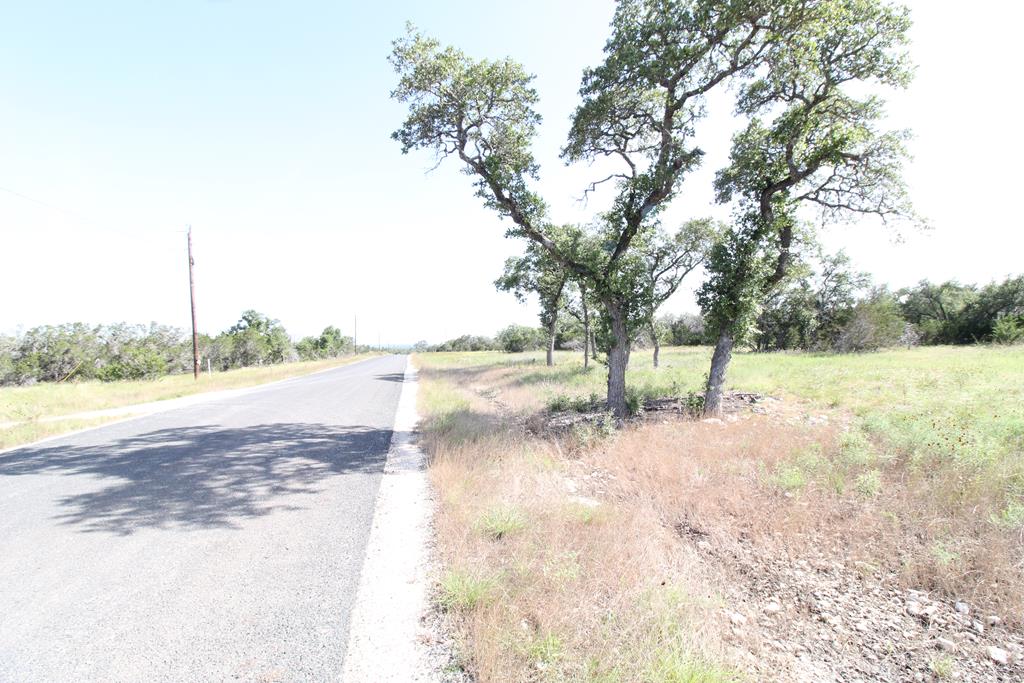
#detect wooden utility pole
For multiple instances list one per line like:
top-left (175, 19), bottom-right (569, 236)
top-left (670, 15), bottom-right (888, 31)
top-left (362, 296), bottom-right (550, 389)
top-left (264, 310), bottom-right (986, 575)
top-left (187, 226), bottom-right (200, 380)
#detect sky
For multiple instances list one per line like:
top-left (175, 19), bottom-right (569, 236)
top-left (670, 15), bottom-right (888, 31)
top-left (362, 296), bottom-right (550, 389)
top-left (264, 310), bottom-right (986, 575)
top-left (2, 0), bottom-right (1022, 346)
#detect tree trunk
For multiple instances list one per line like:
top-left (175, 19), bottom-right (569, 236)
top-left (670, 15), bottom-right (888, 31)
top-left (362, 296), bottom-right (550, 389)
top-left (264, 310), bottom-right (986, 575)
top-left (546, 318), bottom-right (557, 367)
top-left (605, 300), bottom-right (630, 418)
top-left (650, 320), bottom-right (660, 368)
top-left (581, 288), bottom-right (590, 370)
top-left (589, 330), bottom-right (597, 360)
top-left (543, 277), bottom-right (566, 368)
top-left (703, 325), bottom-right (735, 417)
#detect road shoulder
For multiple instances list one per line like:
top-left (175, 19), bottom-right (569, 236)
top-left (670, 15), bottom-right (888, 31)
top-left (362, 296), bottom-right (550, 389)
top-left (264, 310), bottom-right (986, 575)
top-left (342, 357), bottom-right (441, 682)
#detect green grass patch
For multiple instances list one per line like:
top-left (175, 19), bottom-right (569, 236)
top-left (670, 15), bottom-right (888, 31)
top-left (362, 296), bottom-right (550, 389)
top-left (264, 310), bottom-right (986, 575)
top-left (838, 428), bottom-right (877, 467)
top-left (772, 462), bottom-right (808, 493)
top-left (992, 500), bottom-right (1024, 529)
top-left (524, 631), bottom-right (564, 667)
top-left (930, 655), bottom-right (955, 680)
top-left (854, 469), bottom-right (883, 498)
top-left (439, 570), bottom-right (497, 612)
top-left (476, 504), bottom-right (526, 540)
top-left (0, 416), bottom-right (124, 450)
top-left (566, 500), bottom-right (605, 525)
top-left (645, 649), bottom-right (739, 683)
top-left (930, 541), bottom-right (960, 567)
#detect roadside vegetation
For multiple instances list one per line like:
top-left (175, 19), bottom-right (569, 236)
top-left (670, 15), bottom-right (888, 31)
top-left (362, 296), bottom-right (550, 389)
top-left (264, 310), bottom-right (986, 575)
top-left (0, 306), bottom-right (388, 448)
top-left (0, 309), bottom-right (369, 387)
top-left (416, 345), bottom-right (1024, 681)
top-left (0, 353), bottom-right (377, 449)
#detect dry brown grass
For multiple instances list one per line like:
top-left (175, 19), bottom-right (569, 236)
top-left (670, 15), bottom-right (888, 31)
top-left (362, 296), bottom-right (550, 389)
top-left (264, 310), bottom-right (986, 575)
top-left (419, 367), bottom-right (803, 680)
top-left (610, 418), bottom-right (1024, 618)
top-left (417, 351), bottom-right (1024, 681)
top-left (868, 459), bottom-right (1024, 616)
top-left (429, 425), bottom-right (735, 682)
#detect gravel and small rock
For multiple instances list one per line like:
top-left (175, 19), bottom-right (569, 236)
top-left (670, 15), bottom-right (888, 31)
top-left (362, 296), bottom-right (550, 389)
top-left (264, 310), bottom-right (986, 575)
top-left (695, 533), bottom-right (1024, 682)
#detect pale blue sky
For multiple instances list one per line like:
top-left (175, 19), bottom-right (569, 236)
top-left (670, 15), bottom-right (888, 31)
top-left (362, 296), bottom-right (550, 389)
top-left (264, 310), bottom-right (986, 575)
top-left (2, 1), bottom-right (1022, 344)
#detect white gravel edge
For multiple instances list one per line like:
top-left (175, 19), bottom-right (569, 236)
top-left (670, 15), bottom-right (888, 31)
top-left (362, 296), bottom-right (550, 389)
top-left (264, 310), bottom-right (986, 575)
top-left (342, 356), bottom-right (439, 682)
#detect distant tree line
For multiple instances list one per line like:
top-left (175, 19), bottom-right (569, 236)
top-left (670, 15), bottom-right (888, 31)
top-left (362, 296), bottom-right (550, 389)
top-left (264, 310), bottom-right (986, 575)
top-left (417, 269), bottom-right (1023, 358)
top-left (0, 310), bottom-right (361, 386)
top-left (658, 269), bottom-right (1022, 351)
top-left (752, 263), bottom-right (1023, 352)
top-left (0, 323), bottom-right (194, 385)
top-left (898, 276), bottom-right (1024, 345)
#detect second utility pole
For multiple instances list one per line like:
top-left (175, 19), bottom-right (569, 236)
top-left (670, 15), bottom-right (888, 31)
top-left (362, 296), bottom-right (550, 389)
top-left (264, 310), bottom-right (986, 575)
top-left (188, 226), bottom-right (200, 380)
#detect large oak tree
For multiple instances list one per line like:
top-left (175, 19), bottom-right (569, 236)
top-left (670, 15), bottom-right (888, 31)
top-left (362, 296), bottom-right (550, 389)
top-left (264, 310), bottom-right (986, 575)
top-left (699, 0), bottom-right (919, 415)
top-left (390, 0), bottom-right (805, 417)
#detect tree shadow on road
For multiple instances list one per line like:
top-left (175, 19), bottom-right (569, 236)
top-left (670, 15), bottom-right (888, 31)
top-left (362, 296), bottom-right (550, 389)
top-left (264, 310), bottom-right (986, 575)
top-left (373, 373), bottom-right (407, 383)
top-left (0, 423), bottom-right (391, 535)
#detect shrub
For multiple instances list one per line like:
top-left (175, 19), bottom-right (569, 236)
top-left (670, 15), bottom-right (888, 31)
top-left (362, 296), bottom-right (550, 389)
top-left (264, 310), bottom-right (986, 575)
top-left (660, 313), bottom-right (709, 345)
top-left (834, 292), bottom-right (907, 352)
top-left (681, 392), bottom-right (705, 416)
top-left (547, 392), bottom-right (602, 413)
top-left (296, 326), bottom-right (353, 361)
top-left (496, 324), bottom-right (542, 353)
top-left (97, 346), bottom-right (168, 381)
top-left (625, 386), bottom-right (645, 417)
top-left (992, 316), bottom-right (1024, 345)
top-left (898, 275), bottom-right (1023, 344)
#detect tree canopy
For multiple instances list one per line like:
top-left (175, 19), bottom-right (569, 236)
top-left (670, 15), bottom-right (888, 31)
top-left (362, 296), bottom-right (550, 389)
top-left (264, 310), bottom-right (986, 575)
top-left (390, 0), bottom-right (817, 416)
top-left (698, 0), bottom-right (919, 414)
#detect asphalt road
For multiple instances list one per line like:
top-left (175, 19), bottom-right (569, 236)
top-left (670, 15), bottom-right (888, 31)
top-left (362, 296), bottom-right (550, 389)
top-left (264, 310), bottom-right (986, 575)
top-left (0, 354), bottom-right (409, 682)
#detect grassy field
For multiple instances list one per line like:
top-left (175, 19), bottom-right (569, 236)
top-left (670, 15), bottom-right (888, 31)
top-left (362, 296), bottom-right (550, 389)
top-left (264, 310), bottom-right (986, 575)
top-left (415, 345), bottom-right (1024, 681)
top-left (422, 345), bottom-right (1024, 520)
top-left (0, 354), bottom-right (379, 449)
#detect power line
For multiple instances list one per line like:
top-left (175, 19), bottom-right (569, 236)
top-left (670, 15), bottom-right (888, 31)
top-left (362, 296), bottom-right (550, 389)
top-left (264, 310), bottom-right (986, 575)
top-left (0, 184), bottom-right (183, 239)
top-left (0, 185), bottom-right (93, 223)
top-left (0, 185), bottom-right (54, 207)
